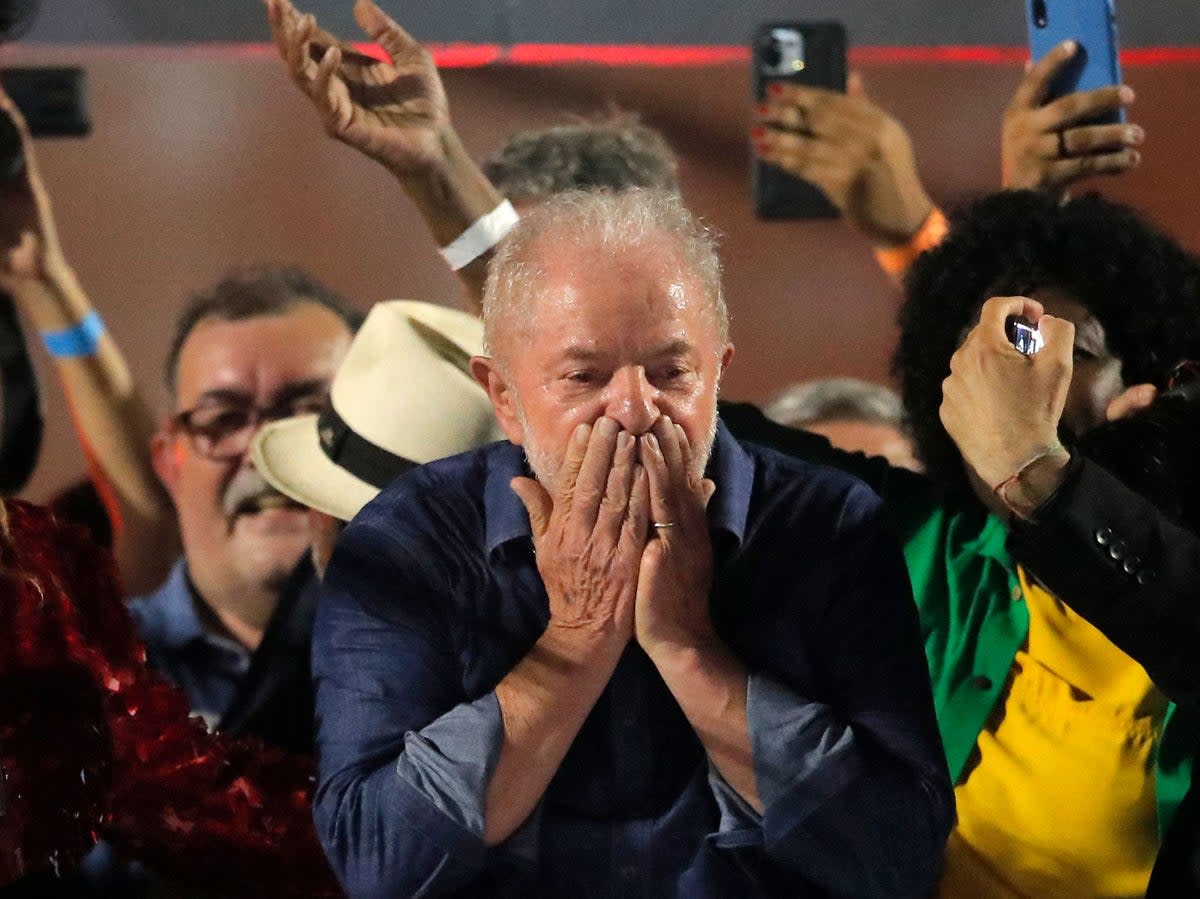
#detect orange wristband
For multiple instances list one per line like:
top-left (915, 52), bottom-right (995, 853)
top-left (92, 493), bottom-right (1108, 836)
top-left (873, 207), bottom-right (949, 278)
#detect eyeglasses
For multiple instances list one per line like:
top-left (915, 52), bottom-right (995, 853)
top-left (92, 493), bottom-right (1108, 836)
top-left (170, 393), bottom-right (328, 462)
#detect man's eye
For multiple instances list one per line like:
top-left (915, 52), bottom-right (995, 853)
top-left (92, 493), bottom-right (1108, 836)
top-left (653, 366), bottom-right (688, 383)
top-left (565, 371), bottom-right (597, 384)
top-left (195, 410), bottom-right (249, 433)
top-left (289, 397), bottom-right (329, 416)
top-left (1073, 346), bottom-right (1099, 362)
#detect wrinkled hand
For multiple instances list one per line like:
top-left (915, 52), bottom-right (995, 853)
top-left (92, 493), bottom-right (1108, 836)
top-left (1002, 40), bottom-right (1141, 192)
top-left (0, 83), bottom-right (66, 292)
top-left (266, 0), bottom-right (452, 176)
top-left (753, 74), bottom-right (934, 247)
top-left (940, 296), bottom-right (1074, 490)
top-left (635, 416), bottom-right (718, 656)
top-left (511, 418), bottom-right (650, 655)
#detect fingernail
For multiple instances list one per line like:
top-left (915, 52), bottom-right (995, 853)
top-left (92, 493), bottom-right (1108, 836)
top-left (573, 422), bottom-right (589, 441)
top-left (597, 417), bottom-right (618, 436)
top-left (754, 103), bottom-right (769, 116)
top-left (617, 432), bottom-right (633, 452)
top-left (1126, 125), bottom-right (1144, 145)
top-left (1062, 40), bottom-right (1077, 53)
top-left (750, 126), bottom-right (766, 139)
top-left (1119, 85), bottom-right (1135, 103)
top-left (645, 433), bottom-right (660, 454)
top-left (767, 83), bottom-right (784, 97)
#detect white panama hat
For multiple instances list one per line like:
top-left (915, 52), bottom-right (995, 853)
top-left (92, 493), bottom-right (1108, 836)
top-left (251, 300), bottom-right (503, 521)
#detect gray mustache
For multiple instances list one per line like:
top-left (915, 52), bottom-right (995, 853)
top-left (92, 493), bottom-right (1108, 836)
top-left (222, 468), bottom-right (295, 519)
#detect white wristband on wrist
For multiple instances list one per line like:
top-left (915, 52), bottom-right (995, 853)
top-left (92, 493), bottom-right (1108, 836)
top-left (439, 200), bottom-right (520, 271)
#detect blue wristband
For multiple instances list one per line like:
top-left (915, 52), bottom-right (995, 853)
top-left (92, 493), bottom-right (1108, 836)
top-left (41, 310), bottom-right (106, 358)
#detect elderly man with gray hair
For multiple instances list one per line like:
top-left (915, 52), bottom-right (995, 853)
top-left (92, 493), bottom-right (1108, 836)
top-left (765, 378), bottom-right (922, 471)
top-left (312, 189), bottom-right (952, 898)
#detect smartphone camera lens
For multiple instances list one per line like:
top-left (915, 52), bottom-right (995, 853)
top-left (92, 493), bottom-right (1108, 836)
top-left (759, 28), bottom-right (804, 77)
top-left (1032, 0), bottom-right (1048, 28)
top-left (758, 35), bottom-right (782, 70)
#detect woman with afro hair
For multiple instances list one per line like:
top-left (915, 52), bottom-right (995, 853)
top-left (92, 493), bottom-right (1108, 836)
top-left (721, 188), bottom-right (1200, 899)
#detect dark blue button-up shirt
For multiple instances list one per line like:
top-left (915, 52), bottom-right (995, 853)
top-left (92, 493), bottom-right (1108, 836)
top-left (314, 423), bottom-right (953, 898)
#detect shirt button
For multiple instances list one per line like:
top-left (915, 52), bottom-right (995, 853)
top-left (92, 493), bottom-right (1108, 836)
top-left (1095, 528), bottom-right (1113, 546)
top-left (1123, 557), bottom-right (1140, 575)
top-left (970, 675), bottom-right (993, 691)
top-left (1137, 569), bottom-right (1157, 585)
top-left (1109, 540), bottom-right (1127, 562)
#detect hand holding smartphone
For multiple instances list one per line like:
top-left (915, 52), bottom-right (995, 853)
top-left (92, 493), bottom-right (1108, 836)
top-left (751, 22), bottom-right (847, 219)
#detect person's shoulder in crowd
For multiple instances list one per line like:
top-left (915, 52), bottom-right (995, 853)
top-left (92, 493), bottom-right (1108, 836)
top-left (718, 401), bottom-right (886, 509)
top-left (348, 440), bottom-right (503, 535)
top-left (323, 442), bottom-right (511, 600)
top-left (125, 558), bottom-right (190, 646)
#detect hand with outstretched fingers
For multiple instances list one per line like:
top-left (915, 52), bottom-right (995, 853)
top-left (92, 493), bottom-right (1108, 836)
top-left (266, 0), bottom-right (452, 176)
top-left (1002, 40), bottom-right (1141, 191)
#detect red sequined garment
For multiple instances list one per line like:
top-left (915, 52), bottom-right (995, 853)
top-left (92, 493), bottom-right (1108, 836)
top-left (0, 500), bottom-right (341, 896)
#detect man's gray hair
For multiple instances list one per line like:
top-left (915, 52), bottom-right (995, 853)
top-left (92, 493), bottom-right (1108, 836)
top-left (483, 189), bottom-right (727, 358)
top-left (764, 378), bottom-right (905, 429)
top-left (483, 113), bottom-right (680, 201)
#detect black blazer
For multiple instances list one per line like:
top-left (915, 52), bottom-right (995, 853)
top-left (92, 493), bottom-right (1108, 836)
top-left (1007, 456), bottom-right (1200, 897)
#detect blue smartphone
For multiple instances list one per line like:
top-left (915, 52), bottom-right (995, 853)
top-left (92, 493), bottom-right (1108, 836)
top-left (1026, 0), bottom-right (1123, 124)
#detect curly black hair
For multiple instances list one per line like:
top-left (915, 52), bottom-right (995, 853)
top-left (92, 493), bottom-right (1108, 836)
top-left (895, 190), bottom-right (1200, 496)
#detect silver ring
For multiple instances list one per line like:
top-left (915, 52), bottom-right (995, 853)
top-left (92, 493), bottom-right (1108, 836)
top-left (651, 521), bottom-right (676, 530)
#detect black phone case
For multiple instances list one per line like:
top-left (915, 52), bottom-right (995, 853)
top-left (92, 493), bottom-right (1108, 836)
top-left (752, 22), bottom-right (848, 220)
top-left (0, 67), bottom-right (90, 137)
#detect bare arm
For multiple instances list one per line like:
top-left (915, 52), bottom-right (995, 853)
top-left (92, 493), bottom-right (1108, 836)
top-left (0, 86), bottom-right (177, 594)
top-left (267, 0), bottom-right (501, 312)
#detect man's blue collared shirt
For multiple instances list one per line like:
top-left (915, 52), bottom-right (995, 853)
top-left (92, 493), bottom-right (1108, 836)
top-left (128, 559), bottom-right (251, 727)
top-left (314, 423), bottom-right (953, 898)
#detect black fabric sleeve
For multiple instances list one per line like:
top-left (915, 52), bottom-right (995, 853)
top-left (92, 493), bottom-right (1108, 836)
top-left (1007, 457), bottom-right (1200, 706)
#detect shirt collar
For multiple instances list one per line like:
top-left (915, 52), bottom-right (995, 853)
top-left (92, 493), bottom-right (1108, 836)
top-left (146, 558), bottom-right (211, 650)
top-left (147, 558), bottom-right (251, 659)
top-left (483, 419), bottom-right (754, 557)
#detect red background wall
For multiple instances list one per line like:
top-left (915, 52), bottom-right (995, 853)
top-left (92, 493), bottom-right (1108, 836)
top-left (10, 45), bottom-right (1200, 501)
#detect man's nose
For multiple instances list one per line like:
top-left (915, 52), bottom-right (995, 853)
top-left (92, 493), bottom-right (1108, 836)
top-left (606, 366), bottom-right (659, 435)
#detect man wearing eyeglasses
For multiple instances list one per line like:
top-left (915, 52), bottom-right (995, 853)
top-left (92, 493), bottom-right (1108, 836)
top-left (129, 266), bottom-right (357, 732)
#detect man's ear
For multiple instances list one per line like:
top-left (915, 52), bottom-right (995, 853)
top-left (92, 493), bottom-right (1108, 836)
top-left (150, 428), bottom-right (183, 497)
top-left (470, 355), bottom-right (525, 446)
top-left (719, 343), bottom-right (735, 376)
